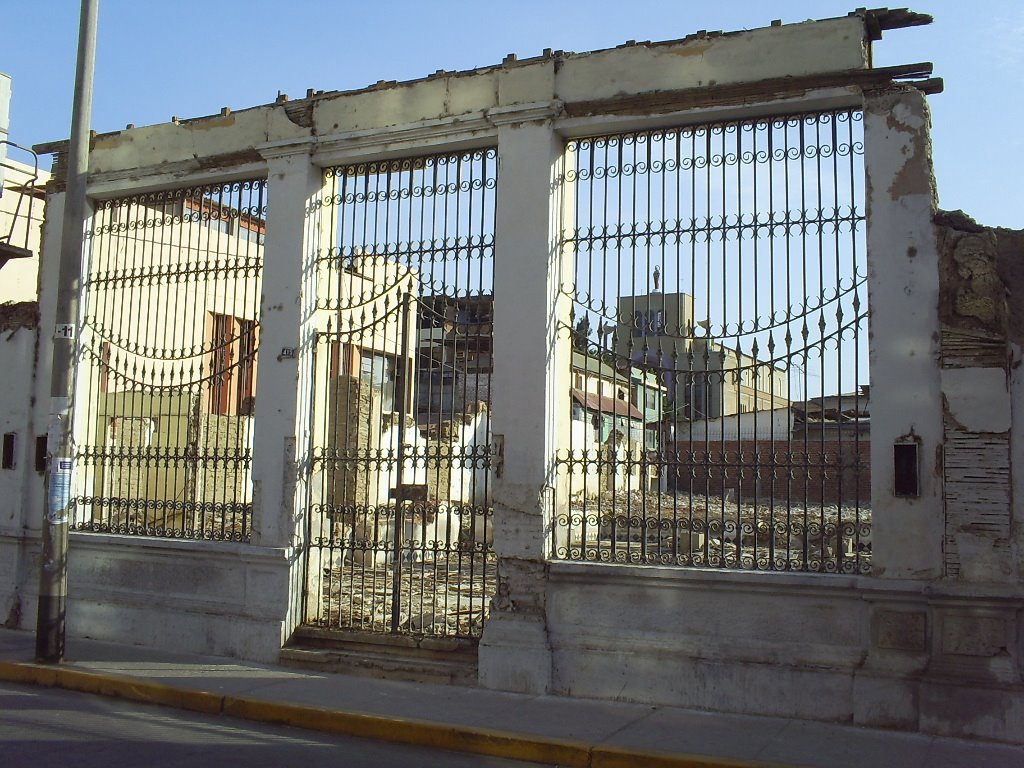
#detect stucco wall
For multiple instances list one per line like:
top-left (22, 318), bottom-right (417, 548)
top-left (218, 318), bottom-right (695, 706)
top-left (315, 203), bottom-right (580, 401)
top-left (0, 306), bottom-right (38, 627)
top-left (543, 564), bottom-right (1024, 742)
top-left (65, 533), bottom-right (292, 661)
top-left (0, 159), bottom-right (48, 303)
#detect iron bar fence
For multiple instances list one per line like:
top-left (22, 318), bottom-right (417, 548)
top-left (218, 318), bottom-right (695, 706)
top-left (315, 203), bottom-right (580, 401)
top-left (302, 148), bottom-right (498, 637)
top-left (554, 108), bottom-right (870, 574)
top-left (73, 179), bottom-right (266, 541)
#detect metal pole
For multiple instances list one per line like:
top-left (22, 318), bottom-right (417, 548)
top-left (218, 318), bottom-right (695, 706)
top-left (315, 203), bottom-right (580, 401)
top-left (389, 290), bottom-right (410, 633)
top-left (35, 0), bottom-right (99, 663)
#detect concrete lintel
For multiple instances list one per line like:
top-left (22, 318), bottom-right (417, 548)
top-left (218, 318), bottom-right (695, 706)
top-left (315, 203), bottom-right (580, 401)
top-left (256, 135), bottom-right (316, 160)
top-left (554, 16), bottom-right (867, 104)
top-left (485, 101), bottom-right (564, 126)
top-left (84, 161), bottom-right (268, 200)
top-left (312, 113), bottom-right (495, 168)
top-left (41, 16), bottom-right (870, 180)
top-left (560, 67), bottom-right (920, 123)
top-left (554, 86), bottom-right (863, 139)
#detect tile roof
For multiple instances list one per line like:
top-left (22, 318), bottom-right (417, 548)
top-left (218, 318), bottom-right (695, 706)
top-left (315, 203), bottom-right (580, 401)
top-left (571, 388), bottom-right (644, 421)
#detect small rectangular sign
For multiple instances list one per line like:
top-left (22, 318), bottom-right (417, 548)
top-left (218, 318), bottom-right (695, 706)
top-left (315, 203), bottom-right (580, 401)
top-left (54, 324), bottom-right (75, 340)
top-left (47, 456), bottom-right (73, 524)
top-left (390, 484), bottom-right (428, 502)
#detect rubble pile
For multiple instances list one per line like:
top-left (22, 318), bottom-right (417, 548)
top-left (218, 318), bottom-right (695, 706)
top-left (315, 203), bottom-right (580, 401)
top-left (566, 490), bottom-right (872, 571)
top-left (323, 556), bottom-right (496, 636)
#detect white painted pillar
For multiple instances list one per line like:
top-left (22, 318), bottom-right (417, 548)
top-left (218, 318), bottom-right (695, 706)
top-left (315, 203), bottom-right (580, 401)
top-left (249, 149), bottom-right (320, 551)
top-left (12, 188), bottom-right (65, 631)
top-left (248, 147), bottom-right (325, 641)
top-left (479, 114), bottom-right (572, 694)
top-left (863, 87), bottom-right (944, 580)
top-left (29, 191), bottom-right (66, 533)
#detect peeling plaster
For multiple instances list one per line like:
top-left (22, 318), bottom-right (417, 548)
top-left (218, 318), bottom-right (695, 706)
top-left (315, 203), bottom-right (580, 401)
top-left (886, 116), bottom-right (933, 200)
top-left (0, 301), bottom-right (38, 335)
top-left (668, 41), bottom-right (714, 59)
top-left (936, 209), bottom-right (1019, 347)
top-left (942, 369), bottom-right (1011, 433)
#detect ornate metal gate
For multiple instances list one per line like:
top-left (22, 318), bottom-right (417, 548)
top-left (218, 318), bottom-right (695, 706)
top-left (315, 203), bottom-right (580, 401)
top-left (302, 148), bottom-right (498, 637)
top-left (553, 109), bottom-right (871, 574)
top-left (74, 180), bottom-right (266, 541)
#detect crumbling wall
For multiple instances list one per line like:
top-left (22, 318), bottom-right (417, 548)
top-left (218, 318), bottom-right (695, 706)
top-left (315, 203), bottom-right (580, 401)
top-left (935, 210), bottom-right (1018, 582)
top-left (0, 301), bottom-right (39, 335)
top-left (325, 376), bottom-right (374, 507)
top-left (0, 301), bottom-right (38, 629)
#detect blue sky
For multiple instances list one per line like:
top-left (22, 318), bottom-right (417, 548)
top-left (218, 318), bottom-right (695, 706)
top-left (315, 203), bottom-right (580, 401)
top-left (3, 1), bottom-right (1020, 228)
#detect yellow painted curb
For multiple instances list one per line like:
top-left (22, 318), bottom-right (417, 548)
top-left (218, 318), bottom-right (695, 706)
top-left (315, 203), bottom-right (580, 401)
top-left (0, 660), bottom-right (799, 768)
top-left (222, 696), bottom-right (591, 767)
top-left (0, 660), bottom-right (225, 715)
top-left (592, 745), bottom-right (796, 768)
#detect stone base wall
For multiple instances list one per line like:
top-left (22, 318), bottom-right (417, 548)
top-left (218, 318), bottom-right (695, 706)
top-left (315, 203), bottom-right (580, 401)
top-left (0, 534), bottom-right (30, 629)
top-left (49, 533), bottom-right (294, 661)
top-left (534, 562), bottom-right (1024, 744)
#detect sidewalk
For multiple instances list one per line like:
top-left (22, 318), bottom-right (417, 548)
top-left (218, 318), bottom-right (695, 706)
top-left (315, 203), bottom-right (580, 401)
top-left (0, 628), bottom-right (1020, 768)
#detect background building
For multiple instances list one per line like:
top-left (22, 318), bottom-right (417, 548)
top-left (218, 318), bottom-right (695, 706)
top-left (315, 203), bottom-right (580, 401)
top-left (615, 288), bottom-right (789, 421)
top-left (0, 73), bottom-right (48, 303)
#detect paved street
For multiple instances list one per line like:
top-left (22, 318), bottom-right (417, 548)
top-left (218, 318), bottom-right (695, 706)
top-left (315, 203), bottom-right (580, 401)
top-left (0, 681), bottom-right (542, 768)
top-left (3, 628), bottom-right (1024, 768)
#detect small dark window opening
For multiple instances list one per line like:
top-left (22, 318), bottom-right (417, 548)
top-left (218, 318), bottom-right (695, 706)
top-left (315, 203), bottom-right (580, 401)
top-left (894, 442), bottom-right (919, 497)
top-left (35, 435), bottom-right (48, 473)
top-left (2, 433), bottom-right (15, 469)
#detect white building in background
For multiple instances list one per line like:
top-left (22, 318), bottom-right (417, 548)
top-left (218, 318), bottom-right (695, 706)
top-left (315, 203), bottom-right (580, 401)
top-left (0, 72), bottom-right (48, 303)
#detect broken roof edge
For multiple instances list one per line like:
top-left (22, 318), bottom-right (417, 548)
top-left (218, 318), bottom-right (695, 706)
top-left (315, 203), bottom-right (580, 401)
top-left (854, 7), bottom-right (933, 41)
top-left (33, 10), bottom-right (926, 156)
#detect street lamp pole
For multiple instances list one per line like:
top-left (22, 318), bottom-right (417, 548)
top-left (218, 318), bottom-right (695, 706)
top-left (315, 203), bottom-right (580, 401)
top-left (35, 0), bottom-right (100, 663)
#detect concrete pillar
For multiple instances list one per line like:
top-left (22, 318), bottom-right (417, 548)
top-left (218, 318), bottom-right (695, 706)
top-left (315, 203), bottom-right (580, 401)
top-left (863, 86), bottom-right (944, 580)
top-left (249, 150), bottom-right (321, 550)
top-left (857, 92), bottom-right (1024, 736)
top-left (479, 117), bottom-right (572, 694)
top-left (1013, 342), bottom-right (1024, 582)
top-left (248, 148), bottom-right (324, 640)
top-left (29, 190), bottom-right (65, 535)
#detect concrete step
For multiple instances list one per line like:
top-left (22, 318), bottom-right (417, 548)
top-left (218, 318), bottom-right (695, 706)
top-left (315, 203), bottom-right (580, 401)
top-left (280, 627), bottom-right (478, 686)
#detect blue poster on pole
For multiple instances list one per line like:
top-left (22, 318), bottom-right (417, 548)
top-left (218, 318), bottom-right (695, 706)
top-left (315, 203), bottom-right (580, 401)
top-left (47, 457), bottom-right (73, 524)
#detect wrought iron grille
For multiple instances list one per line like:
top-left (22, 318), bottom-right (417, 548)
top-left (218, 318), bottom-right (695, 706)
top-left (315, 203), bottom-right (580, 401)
top-left (554, 109), bottom-right (870, 573)
top-left (74, 179), bottom-right (266, 541)
top-left (303, 148), bottom-right (497, 637)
